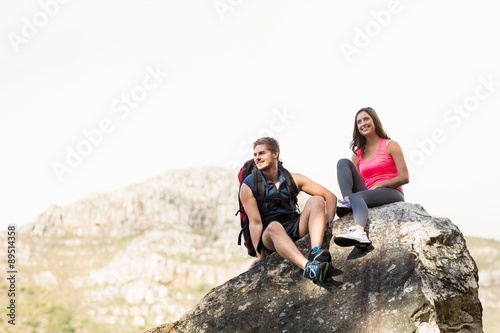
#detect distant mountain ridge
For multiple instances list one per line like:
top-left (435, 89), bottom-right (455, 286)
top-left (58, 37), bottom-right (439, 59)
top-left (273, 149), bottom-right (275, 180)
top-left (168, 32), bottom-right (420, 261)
top-left (25, 166), bottom-right (237, 238)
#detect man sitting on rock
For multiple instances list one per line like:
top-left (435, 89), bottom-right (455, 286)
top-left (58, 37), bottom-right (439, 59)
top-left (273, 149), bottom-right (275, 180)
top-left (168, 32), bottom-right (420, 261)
top-left (239, 137), bottom-right (337, 282)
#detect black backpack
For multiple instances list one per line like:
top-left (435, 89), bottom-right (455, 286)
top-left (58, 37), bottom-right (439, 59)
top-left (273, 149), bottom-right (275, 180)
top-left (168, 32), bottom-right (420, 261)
top-left (236, 159), bottom-right (299, 257)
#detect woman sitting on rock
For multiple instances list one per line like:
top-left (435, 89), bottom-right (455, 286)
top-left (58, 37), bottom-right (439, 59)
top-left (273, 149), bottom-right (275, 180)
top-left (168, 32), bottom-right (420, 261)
top-left (334, 107), bottom-right (409, 248)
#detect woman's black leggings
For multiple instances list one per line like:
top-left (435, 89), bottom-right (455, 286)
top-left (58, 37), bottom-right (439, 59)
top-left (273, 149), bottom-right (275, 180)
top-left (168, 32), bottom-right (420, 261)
top-left (337, 158), bottom-right (404, 228)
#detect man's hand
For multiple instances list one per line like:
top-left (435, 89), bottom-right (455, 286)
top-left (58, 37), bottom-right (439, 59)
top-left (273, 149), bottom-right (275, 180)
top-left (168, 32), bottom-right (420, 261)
top-left (249, 257), bottom-right (263, 269)
top-left (248, 250), bottom-right (268, 269)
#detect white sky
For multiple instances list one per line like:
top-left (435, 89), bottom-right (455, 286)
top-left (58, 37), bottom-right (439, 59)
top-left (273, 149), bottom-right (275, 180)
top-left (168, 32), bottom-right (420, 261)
top-left (1, 0), bottom-right (499, 241)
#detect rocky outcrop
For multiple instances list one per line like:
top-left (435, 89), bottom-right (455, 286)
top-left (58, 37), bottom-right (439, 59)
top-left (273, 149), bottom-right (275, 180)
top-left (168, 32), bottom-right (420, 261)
top-left (145, 202), bottom-right (483, 333)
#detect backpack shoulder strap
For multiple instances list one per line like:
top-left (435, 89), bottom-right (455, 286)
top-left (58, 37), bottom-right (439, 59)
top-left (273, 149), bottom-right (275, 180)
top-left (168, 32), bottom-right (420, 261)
top-left (278, 161), bottom-right (299, 197)
top-left (247, 160), bottom-right (298, 207)
top-left (251, 165), bottom-right (265, 207)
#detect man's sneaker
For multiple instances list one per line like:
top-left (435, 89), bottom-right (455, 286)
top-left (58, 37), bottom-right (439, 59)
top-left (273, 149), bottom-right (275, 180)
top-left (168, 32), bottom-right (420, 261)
top-left (308, 246), bottom-right (331, 263)
top-left (336, 199), bottom-right (352, 218)
top-left (303, 260), bottom-right (329, 282)
top-left (334, 226), bottom-right (372, 248)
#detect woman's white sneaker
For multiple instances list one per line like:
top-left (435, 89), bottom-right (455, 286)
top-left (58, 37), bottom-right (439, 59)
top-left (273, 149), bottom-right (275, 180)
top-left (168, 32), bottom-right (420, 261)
top-left (334, 226), bottom-right (372, 248)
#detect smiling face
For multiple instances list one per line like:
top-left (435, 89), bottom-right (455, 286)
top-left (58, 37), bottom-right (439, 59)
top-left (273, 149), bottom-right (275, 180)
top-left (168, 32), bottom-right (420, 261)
top-left (253, 144), bottom-right (278, 172)
top-left (356, 111), bottom-right (375, 137)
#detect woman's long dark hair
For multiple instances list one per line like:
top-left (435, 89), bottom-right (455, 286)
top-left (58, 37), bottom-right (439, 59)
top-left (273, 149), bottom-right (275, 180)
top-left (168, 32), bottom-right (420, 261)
top-left (349, 107), bottom-right (390, 154)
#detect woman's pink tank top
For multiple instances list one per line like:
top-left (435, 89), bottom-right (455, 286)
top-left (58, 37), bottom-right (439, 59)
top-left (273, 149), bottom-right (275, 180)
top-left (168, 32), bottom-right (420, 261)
top-left (357, 138), bottom-right (403, 192)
